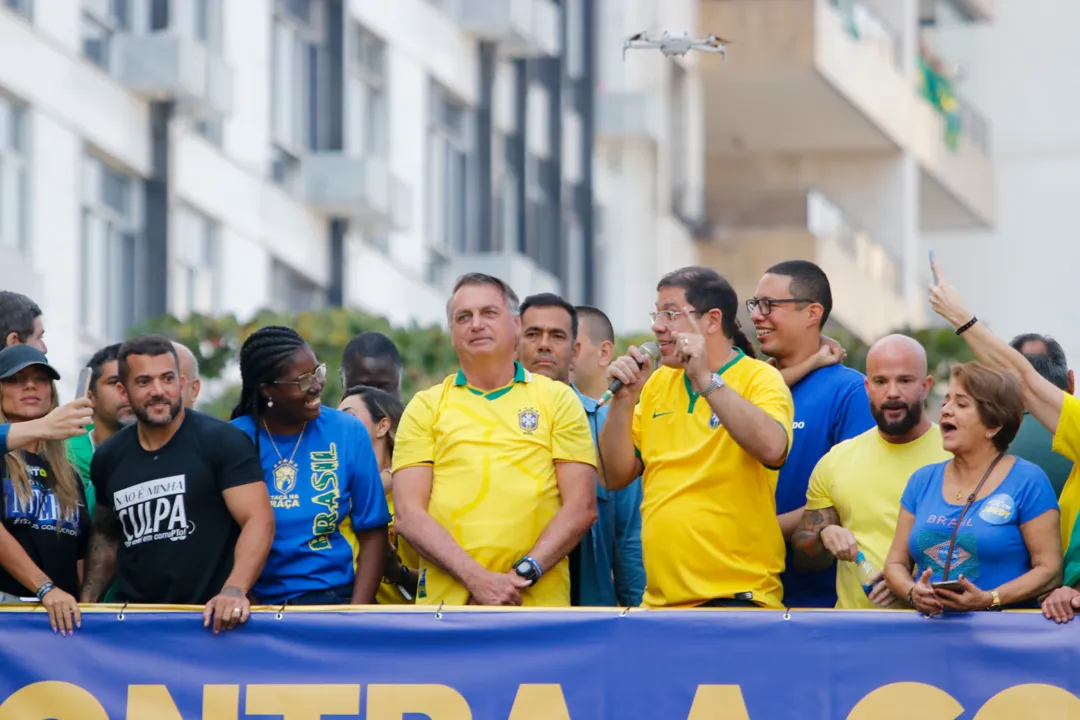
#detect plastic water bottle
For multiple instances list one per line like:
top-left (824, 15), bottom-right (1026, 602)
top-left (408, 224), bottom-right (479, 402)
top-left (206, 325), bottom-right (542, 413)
top-left (855, 551), bottom-right (878, 597)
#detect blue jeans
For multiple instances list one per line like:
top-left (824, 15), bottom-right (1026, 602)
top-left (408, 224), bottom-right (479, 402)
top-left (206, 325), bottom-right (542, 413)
top-left (283, 583), bottom-right (354, 606)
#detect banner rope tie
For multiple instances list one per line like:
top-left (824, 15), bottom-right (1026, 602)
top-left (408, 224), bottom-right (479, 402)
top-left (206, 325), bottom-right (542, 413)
top-left (434, 600), bottom-right (444, 621)
top-left (275, 603), bottom-right (286, 621)
top-left (117, 602), bottom-right (128, 622)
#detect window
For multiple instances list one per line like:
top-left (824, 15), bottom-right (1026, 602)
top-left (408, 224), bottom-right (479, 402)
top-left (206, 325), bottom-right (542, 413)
top-left (347, 24), bottom-right (388, 157)
top-left (0, 97), bottom-right (28, 255)
top-left (80, 155), bottom-right (143, 342)
top-left (82, 0), bottom-right (131, 71)
top-left (4, 0), bottom-right (32, 19)
top-left (270, 259), bottom-right (324, 312)
top-left (173, 205), bottom-right (219, 317)
top-left (426, 82), bottom-right (471, 260)
top-left (191, 0), bottom-right (225, 144)
top-left (270, 0), bottom-right (325, 188)
top-left (523, 154), bottom-right (556, 270)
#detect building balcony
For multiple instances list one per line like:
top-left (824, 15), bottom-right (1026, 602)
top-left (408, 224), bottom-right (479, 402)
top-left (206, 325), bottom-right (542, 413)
top-left (448, 250), bottom-right (560, 299)
top-left (301, 153), bottom-right (411, 232)
top-left (920, 0), bottom-right (995, 23)
top-left (595, 91), bottom-right (663, 142)
top-left (455, 0), bottom-right (560, 57)
top-left (699, 189), bottom-right (913, 342)
top-left (701, 0), bottom-right (995, 229)
top-left (115, 32), bottom-right (233, 119)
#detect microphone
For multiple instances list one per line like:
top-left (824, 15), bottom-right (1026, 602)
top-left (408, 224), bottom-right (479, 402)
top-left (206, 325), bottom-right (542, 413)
top-left (597, 342), bottom-right (659, 408)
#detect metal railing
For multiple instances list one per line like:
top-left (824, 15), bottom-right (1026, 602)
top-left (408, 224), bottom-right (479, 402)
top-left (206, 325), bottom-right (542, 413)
top-left (829, 0), bottom-right (903, 70)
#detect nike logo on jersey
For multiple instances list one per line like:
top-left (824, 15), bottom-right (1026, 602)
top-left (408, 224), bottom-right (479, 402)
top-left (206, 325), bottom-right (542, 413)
top-left (652, 411), bottom-right (673, 418)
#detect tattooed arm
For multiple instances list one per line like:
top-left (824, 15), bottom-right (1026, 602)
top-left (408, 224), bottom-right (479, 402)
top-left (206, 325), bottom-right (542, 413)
top-left (791, 506), bottom-right (853, 571)
top-left (80, 504), bottom-right (121, 603)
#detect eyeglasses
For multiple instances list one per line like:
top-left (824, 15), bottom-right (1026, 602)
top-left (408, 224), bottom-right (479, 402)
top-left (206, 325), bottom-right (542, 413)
top-left (745, 297), bottom-right (813, 317)
top-left (274, 363), bottom-right (327, 393)
top-left (648, 310), bottom-right (702, 326)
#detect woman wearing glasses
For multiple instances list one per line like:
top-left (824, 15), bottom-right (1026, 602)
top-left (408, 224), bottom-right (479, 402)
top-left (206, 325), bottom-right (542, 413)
top-left (339, 385), bottom-right (417, 603)
top-left (230, 326), bottom-right (390, 605)
top-left (883, 362), bottom-right (1061, 613)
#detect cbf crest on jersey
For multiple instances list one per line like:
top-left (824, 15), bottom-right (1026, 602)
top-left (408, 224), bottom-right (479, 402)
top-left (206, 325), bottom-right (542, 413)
top-left (709, 414), bottom-right (721, 430)
top-left (518, 407), bottom-right (540, 434)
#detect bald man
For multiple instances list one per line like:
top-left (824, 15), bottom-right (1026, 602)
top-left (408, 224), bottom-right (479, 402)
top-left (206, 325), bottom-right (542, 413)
top-left (172, 341), bottom-right (201, 409)
top-left (791, 335), bottom-right (953, 609)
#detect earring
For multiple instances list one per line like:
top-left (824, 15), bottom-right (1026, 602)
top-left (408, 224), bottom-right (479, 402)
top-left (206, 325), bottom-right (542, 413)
top-left (986, 432), bottom-right (993, 438)
top-left (267, 399), bottom-right (273, 408)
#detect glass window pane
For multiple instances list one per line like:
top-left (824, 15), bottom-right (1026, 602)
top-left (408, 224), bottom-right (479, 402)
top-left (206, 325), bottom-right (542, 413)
top-left (101, 164), bottom-right (128, 215)
top-left (306, 42), bottom-right (318, 150)
top-left (83, 15), bottom-right (111, 69)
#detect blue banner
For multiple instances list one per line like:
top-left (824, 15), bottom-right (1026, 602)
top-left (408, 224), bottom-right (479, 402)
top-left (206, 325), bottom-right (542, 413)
top-left (0, 607), bottom-right (1078, 719)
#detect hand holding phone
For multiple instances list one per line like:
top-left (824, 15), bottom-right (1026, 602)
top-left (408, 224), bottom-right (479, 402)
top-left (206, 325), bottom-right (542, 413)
top-left (929, 249), bottom-right (939, 286)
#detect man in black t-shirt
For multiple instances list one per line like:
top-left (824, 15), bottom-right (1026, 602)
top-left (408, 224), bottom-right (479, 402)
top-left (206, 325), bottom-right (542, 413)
top-left (81, 335), bottom-right (275, 633)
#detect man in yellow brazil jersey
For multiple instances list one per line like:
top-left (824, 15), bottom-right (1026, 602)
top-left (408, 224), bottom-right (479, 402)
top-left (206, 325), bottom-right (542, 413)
top-left (391, 273), bottom-right (598, 606)
top-left (598, 266), bottom-right (795, 609)
top-left (792, 335), bottom-right (951, 609)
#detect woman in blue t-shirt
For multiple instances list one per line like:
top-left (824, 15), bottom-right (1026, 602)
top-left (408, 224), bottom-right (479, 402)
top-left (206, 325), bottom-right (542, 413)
top-left (884, 362), bottom-right (1062, 613)
top-left (230, 326), bottom-right (391, 606)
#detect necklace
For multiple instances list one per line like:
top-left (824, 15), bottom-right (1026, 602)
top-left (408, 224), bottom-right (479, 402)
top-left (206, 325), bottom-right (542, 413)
top-left (263, 420), bottom-right (307, 495)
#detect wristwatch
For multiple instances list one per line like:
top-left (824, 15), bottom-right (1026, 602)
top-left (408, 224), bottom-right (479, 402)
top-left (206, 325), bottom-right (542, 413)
top-left (699, 373), bottom-right (726, 398)
top-left (987, 589), bottom-right (1002, 611)
top-left (512, 556), bottom-right (543, 586)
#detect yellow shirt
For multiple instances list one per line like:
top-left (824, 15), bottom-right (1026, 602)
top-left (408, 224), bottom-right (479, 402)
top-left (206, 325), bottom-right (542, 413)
top-left (392, 362), bottom-right (597, 606)
top-left (1052, 393), bottom-right (1080, 548)
top-left (805, 425), bottom-right (951, 609)
top-left (632, 350), bottom-right (794, 609)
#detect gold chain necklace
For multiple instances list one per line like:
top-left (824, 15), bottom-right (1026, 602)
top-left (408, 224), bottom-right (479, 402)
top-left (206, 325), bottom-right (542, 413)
top-left (263, 420), bottom-right (307, 494)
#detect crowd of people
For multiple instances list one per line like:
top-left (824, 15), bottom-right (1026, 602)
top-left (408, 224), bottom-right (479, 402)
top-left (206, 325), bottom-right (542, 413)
top-left (1, 254), bottom-right (1079, 638)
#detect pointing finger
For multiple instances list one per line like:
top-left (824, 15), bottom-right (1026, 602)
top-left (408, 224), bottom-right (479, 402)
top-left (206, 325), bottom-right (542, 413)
top-left (682, 306), bottom-right (704, 335)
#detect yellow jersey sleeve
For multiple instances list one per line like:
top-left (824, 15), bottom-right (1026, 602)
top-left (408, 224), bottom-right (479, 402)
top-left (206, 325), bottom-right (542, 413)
top-left (804, 451), bottom-right (835, 511)
top-left (391, 387), bottom-right (438, 472)
top-left (748, 364), bottom-right (795, 466)
top-left (631, 398), bottom-right (643, 455)
top-left (1053, 392), bottom-right (1080, 462)
top-left (551, 384), bottom-right (598, 466)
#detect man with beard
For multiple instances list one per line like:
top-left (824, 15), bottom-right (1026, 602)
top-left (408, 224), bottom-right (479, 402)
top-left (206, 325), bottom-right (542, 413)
top-left (81, 335), bottom-right (274, 634)
top-left (791, 334), bottom-right (951, 609)
top-left (517, 293), bottom-right (644, 607)
top-left (748, 260), bottom-right (875, 608)
top-left (65, 343), bottom-right (136, 515)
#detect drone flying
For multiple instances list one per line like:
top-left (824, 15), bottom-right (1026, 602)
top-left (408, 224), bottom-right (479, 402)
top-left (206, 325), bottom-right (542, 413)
top-left (623, 30), bottom-right (729, 61)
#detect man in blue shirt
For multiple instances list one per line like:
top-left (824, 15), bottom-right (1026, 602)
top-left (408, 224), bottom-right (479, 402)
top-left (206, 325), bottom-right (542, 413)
top-left (748, 261), bottom-right (875, 607)
top-left (518, 294), bottom-right (645, 607)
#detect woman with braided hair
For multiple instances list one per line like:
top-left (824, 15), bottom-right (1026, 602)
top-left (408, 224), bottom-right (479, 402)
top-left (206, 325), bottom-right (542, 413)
top-left (230, 326), bottom-right (390, 605)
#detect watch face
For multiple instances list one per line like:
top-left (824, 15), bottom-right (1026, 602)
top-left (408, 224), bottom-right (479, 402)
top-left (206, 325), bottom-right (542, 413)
top-left (515, 560), bottom-right (532, 575)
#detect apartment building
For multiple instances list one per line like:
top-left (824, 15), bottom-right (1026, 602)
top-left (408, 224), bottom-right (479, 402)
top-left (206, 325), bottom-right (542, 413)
top-left (0, 0), bottom-right (707, 387)
top-left (924, 0), bottom-right (1080, 364)
top-left (698, 0), bottom-right (995, 343)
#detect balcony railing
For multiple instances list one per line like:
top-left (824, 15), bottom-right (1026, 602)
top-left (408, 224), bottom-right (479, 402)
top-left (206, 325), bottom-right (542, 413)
top-left (712, 188), bottom-right (903, 295)
top-left (828, 0), bottom-right (903, 70)
top-left (957, 96), bottom-right (991, 154)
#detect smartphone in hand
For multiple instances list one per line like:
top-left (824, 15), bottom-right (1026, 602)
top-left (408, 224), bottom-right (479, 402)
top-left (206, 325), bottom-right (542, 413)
top-left (929, 249), bottom-right (939, 285)
top-left (930, 579), bottom-right (962, 592)
top-left (76, 366), bottom-right (93, 399)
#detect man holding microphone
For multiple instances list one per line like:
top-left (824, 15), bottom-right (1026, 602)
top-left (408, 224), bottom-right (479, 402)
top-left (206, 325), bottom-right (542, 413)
top-left (599, 266), bottom-right (794, 608)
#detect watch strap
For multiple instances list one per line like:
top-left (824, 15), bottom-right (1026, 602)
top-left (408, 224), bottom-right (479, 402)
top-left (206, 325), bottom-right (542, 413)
top-left (700, 374), bottom-right (725, 398)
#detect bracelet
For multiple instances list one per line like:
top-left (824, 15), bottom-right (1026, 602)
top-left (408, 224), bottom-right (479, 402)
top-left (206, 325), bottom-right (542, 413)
top-left (35, 582), bottom-right (55, 601)
top-left (955, 317), bottom-right (977, 335)
top-left (906, 586), bottom-right (915, 606)
top-left (987, 589), bottom-right (1002, 611)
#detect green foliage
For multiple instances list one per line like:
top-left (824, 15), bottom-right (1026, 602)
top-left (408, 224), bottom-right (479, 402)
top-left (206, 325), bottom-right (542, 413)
top-left (824, 325), bottom-right (975, 381)
top-left (132, 308), bottom-right (459, 417)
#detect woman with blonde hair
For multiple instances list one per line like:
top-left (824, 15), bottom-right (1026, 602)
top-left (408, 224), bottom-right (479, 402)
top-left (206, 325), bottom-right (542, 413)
top-left (0, 346), bottom-right (90, 635)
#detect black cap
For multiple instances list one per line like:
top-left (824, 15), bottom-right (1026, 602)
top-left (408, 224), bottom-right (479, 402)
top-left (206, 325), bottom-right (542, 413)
top-left (0, 345), bottom-right (60, 381)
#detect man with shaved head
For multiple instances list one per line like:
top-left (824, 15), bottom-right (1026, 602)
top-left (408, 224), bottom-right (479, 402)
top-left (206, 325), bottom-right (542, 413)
top-left (172, 341), bottom-right (201, 409)
top-left (792, 334), bottom-right (952, 609)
